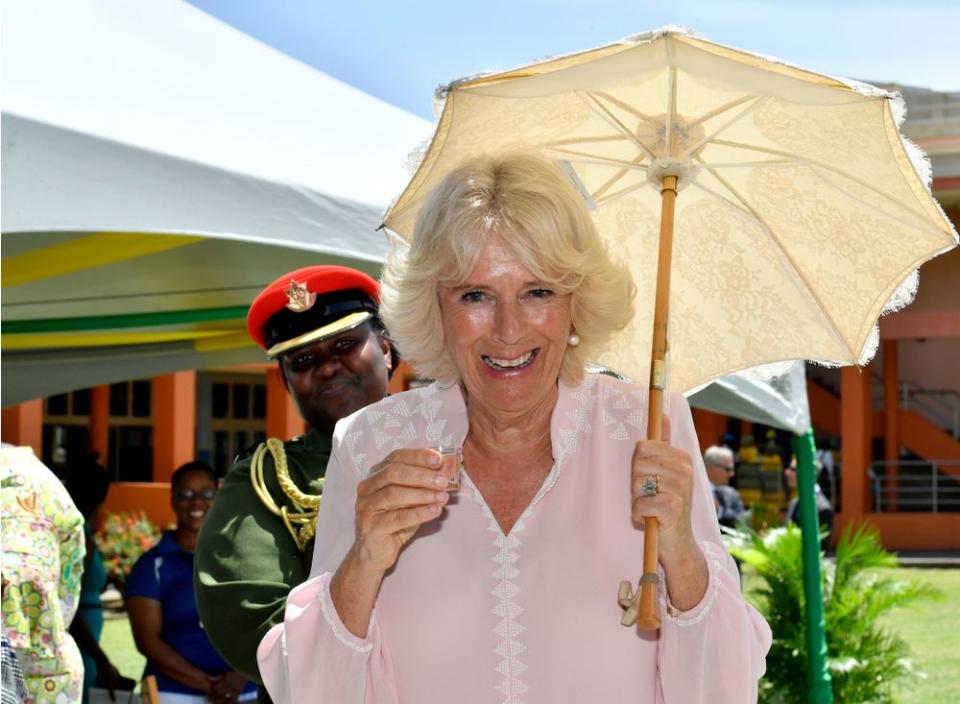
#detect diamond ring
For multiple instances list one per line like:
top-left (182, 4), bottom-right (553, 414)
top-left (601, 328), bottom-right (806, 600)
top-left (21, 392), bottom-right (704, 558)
top-left (640, 474), bottom-right (661, 497)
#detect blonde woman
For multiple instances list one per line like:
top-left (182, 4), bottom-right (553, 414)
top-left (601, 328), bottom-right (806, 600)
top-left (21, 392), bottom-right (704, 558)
top-left (259, 153), bottom-right (771, 703)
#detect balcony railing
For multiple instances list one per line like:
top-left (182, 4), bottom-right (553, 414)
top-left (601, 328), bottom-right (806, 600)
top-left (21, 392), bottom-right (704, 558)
top-left (869, 460), bottom-right (960, 513)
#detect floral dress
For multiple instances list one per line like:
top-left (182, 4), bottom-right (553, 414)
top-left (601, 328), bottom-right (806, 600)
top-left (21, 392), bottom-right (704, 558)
top-left (1, 445), bottom-right (86, 704)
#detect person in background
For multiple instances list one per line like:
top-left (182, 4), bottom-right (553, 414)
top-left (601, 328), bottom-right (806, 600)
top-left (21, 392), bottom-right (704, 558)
top-left (704, 445), bottom-right (747, 529)
top-left (65, 458), bottom-right (135, 704)
top-left (1, 444), bottom-right (85, 704)
top-left (127, 462), bottom-right (255, 704)
top-left (2, 629), bottom-right (29, 704)
top-left (815, 438), bottom-right (837, 502)
top-left (195, 265), bottom-right (395, 700)
top-left (785, 457), bottom-right (835, 551)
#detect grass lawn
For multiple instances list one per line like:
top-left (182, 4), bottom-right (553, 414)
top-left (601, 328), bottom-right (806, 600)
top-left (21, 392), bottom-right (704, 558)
top-left (742, 565), bottom-right (960, 703)
top-left (102, 616), bottom-right (146, 682)
top-left (101, 568), bottom-right (958, 701)
top-left (880, 568), bottom-right (960, 703)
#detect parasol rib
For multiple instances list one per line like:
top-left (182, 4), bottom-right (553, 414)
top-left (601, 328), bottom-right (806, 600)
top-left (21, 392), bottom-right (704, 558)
top-left (689, 95), bottom-right (758, 128)
top-left (579, 91), bottom-right (658, 161)
top-left (542, 148), bottom-right (649, 172)
top-left (709, 139), bottom-right (940, 231)
top-left (591, 161), bottom-right (647, 201)
top-left (665, 65), bottom-right (677, 158)
top-left (591, 91), bottom-right (663, 127)
top-left (707, 160), bottom-right (951, 240)
top-left (545, 135), bottom-right (632, 146)
top-left (594, 180), bottom-right (650, 207)
top-left (694, 157), bottom-right (857, 359)
top-left (678, 97), bottom-right (767, 162)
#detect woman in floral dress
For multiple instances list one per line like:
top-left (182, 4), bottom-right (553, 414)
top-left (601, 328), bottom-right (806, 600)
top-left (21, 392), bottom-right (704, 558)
top-left (1, 444), bottom-right (86, 704)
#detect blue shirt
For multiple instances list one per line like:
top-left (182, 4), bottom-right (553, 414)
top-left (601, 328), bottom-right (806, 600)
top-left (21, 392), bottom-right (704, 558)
top-left (126, 532), bottom-right (256, 696)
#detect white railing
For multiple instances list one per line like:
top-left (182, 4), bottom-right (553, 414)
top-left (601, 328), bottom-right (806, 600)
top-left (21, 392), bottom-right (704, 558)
top-left (870, 372), bottom-right (960, 439)
top-left (869, 460), bottom-right (960, 513)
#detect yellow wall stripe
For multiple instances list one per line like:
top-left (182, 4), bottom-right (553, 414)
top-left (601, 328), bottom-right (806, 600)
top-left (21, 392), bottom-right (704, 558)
top-left (2, 232), bottom-right (204, 288)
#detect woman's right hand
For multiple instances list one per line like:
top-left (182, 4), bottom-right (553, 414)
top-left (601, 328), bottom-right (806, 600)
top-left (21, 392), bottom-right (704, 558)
top-left (352, 448), bottom-right (450, 574)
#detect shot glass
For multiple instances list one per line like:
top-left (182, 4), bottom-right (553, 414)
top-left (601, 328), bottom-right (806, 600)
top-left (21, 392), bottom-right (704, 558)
top-left (432, 445), bottom-right (462, 492)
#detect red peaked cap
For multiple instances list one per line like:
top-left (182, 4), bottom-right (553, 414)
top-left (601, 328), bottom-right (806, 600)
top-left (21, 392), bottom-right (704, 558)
top-left (246, 265), bottom-right (380, 353)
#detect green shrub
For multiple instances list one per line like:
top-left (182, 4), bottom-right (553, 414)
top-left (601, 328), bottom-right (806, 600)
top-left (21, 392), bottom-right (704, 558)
top-left (95, 511), bottom-right (160, 587)
top-left (729, 524), bottom-right (941, 703)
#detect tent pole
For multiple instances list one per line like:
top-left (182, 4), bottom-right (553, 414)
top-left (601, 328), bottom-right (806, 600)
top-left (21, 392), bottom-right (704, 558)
top-left (793, 430), bottom-right (834, 703)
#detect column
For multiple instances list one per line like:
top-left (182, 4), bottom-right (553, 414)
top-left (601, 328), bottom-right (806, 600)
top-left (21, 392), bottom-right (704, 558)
top-left (841, 365), bottom-right (872, 520)
top-left (88, 385), bottom-right (110, 465)
top-left (266, 369), bottom-right (306, 440)
top-left (1, 400), bottom-right (43, 456)
top-left (883, 340), bottom-right (900, 510)
top-left (152, 372), bottom-right (197, 483)
top-left (691, 408), bottom-right (727, 455)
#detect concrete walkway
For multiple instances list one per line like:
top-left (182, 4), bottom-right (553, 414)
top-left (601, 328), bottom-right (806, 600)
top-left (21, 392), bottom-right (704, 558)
top-left (896, 550), bottom-right (960, 568)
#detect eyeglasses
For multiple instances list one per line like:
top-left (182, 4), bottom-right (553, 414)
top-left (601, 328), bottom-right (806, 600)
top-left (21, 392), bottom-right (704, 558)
top-left (173, 488), bottom-right (217, 502)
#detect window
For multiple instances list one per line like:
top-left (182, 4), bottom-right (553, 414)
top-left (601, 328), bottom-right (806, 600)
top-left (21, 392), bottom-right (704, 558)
top-left (206, 374), bottom-right (268, 476)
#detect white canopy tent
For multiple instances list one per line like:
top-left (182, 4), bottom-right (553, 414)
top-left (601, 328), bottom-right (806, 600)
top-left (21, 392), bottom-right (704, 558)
top-left (0, 0), bottom-right (818, 437)
top-left (1, 0), bottom-right (433, 406)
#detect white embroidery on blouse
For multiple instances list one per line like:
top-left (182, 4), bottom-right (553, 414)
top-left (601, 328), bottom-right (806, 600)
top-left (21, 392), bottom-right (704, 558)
top-left (598, 383), bottom-right (647, 441)
top-left (461, 473), bottom-right (530, 704)
top-left (319, 574), bottom-right (374, 654)
top-left (457, 374), bottom-right (605, 704)
top-left (345, 385), bottom-right (448, 476)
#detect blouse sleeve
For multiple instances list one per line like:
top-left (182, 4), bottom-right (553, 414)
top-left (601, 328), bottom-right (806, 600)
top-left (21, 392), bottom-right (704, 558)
top-left (655, 393), bottom-right (772, 704)
top-left (257, 434), bottom-right (399, 704)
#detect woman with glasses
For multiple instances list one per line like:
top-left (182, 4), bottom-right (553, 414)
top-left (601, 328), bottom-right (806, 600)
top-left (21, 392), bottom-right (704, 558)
top-left (126, 462), bottom-right (255, 704)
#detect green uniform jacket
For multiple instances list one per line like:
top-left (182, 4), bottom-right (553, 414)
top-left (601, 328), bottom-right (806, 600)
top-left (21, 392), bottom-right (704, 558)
top-left (194, 428), bottom-right (330, 690)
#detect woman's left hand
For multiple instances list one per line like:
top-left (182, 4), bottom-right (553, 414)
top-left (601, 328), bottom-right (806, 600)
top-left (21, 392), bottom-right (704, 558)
top-left (630, 416), bottom-right (697, 557)
top-left (631, 416), bottom-right (709, 609)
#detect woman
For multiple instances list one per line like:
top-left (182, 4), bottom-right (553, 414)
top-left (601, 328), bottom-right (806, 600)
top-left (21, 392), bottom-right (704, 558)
top-left (2, 445), bottom-right (85, 704)
top-left (66, 458), bottom-right (135, 704)
top-left (258, 153), bottom-right (771, 702)
top-left (126, 462), bottom-right (255, 704)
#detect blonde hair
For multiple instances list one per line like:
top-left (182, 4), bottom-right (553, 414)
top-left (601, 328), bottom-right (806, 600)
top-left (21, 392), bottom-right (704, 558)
top-left (381, 151), bottom-right (636, 385)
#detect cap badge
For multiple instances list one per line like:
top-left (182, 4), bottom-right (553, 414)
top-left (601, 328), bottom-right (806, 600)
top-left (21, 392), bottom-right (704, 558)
top-left (284, 280), bottom-right (316, 313)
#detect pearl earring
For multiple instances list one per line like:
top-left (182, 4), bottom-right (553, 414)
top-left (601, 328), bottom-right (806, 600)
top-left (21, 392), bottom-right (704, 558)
top-left (567, 333), bottom-right (580, 347)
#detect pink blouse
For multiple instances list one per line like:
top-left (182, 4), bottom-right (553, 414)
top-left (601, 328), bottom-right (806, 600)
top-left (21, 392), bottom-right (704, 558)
top-left (258, 373), bottom-right (771, 703)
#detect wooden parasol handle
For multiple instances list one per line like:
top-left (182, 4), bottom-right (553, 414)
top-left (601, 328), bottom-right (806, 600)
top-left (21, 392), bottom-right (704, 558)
top-left (622, 174), bottom-right (678, 631)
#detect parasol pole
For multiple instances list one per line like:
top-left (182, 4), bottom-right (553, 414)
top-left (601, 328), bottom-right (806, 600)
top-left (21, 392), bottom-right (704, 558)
top-left (634, 173), bottom-right (679, 630)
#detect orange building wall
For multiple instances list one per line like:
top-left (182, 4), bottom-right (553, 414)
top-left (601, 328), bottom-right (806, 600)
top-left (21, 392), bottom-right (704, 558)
top-left (1, 400), bottom-right (43, 456)
top-left (835, 513), bottom-right (960, 550)
top-left (103, 481), bottom-right (176, 530)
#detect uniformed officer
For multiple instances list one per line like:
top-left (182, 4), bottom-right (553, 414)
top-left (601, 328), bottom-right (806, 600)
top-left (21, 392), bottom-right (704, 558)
top-left (194, 266), bottom-right (394, 701)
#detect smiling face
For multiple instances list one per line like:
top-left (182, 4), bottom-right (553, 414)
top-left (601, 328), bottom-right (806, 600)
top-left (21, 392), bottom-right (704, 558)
top-left (439, 236), bottom-right (573, 419)
top-left (279, 322), bottom-right (391, 432)
top-left (171, 469), bottom-right (218, 533)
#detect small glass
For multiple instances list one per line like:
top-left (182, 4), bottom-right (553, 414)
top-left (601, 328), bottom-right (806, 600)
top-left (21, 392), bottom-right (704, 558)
top-left (433, 445), bottom-right (462, 492)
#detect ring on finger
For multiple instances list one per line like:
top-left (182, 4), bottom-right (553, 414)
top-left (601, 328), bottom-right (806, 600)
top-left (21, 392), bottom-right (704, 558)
top-left (640, 474), bottom-right (661, 497)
